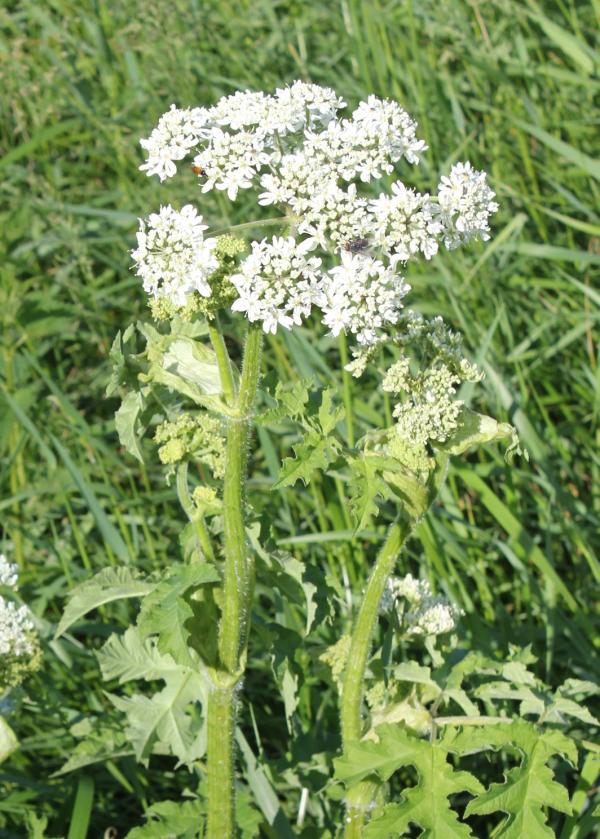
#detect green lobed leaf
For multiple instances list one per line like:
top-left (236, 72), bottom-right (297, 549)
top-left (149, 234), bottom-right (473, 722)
top-left (97, 626), bottom-right (184, 684)
top-left (114, 390), bottom-right (146, 463)
top-left (55, 567), bottom-right (155, 638)
top-left (273, 430), bottom-right (340, 489)
top-left (335, 724), bottom-right (483, 838)
top-left (347, 455), bottom-right (392, 532)
top-left (125, 799), bottom-right (204, 839)
top-left (318, 387), bottom-right (345, 435)
top-left (137, 563), bottom-right (220, 669)
top-left (108, 669), bottom-right (206, 766)
top-left (457, 720), bottom-right (577, 837)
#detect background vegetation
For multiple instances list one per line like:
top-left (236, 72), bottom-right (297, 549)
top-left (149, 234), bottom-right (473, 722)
top-left (0, 0), bottom-right (598, 835)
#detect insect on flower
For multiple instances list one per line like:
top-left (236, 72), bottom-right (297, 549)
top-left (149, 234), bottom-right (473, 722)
top-left (342, 237), bottom-right (370, 253)
top-left (191, 164), bottom-right (207, 176)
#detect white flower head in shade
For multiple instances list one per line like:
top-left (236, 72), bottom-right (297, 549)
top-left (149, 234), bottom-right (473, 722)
top-left (0, 554), bottom-right (40, 689)
top-left (139, 104), bottom-right (212, 181)
top-left (437, 161), bottom-right (499, 249)
top-left (383, 573), bottom-right (463, 637)
top-left (230, 236), bottom-right (324, 334)
top-left (131, 204), bottom-right (218, 306)
top-left (0, 598), bottom-right (34, 658)
top-left (0, 554), bottom-right (18, 589)
top-left (320, 253), bottom-right (410, 345)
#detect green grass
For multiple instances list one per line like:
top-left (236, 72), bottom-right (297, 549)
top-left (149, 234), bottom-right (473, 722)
top-left (0, 0), bottom-right (598, 835)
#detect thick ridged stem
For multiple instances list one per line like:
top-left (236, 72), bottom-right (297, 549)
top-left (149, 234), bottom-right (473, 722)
top-left (206, 685), bottom-right (236, 838)
top-left (205, 324), bottom-right (262, 839)
top-left (341, 518), bottom-right (413, 838)
top-left (218, 323), bottom-right (262, 674)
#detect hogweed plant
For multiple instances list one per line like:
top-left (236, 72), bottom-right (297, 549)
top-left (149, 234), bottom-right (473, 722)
top-left (56, 83), bottom-right (598, 838)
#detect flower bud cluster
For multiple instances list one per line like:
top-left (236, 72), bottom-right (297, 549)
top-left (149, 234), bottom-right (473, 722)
top-left (0, 554), bottom-right (41, 689)
top-left (154, 414), bottom-right (225, 479)
top-left (383, 573), bottom-right (463, 637)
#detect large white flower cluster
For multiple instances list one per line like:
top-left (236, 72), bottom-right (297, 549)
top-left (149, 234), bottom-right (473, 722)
top-left (0, 554), bottom-right (40, 688)
top-left (131, 204), bottom-right (218, 306)
top-left (135, 82), bottom-right (498, 341)
top-left (230, 237), bottom-right (323, 334)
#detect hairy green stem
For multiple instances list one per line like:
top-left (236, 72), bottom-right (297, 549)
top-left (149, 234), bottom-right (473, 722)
top-left (206, 685), bottom-right (236, 838)
top-left (218, 323), bottom-right (262, 673)
top-left (206, 323), bottom-right (262, 839)
top-left (341, 518), bottom-right (413, 837)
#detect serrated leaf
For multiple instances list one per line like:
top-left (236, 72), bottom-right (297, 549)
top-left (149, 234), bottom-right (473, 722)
top-left (272, 553), bottom-right (317, 634)
top-left (97, 627), bottom-right (184, 684)
top-left (137, 563), bottom-right (220, 668)
top-left (125, 799), bottom-right (204, 839)
top-left (53, 721), bottom-right (132, 776)
top-left (273, 431), bottom-right (340, 489)
top-left (109, 670), bottom-right (206, 765)
top-left (260, 379), bottom-right (311, 424)
top-left (459, 720), bottom-right (576, 838)
top-left (318, 388), bottom-right (344, 435)
top-left (347, 455), bottom-right (391, 531)
top-left (335, 724), bottom-right (483, 838)
top-left (55, 567), bottom-right (155, 638)
top-left (114, 390), bottom-right (146, 463)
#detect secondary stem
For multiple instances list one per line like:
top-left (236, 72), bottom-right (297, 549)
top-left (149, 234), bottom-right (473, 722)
top-left (206, 323), bottom-right (262, 839)
top-left (341, 518), bottom-right (413, 837)
top-left (208, 317), bottom-right (235, 405)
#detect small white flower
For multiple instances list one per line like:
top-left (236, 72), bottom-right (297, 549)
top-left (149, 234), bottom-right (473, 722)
top-left (139, 104), bottom-right (211, 181)
top-left (370, 182), bottom-right (442, 263)
top-left (0, 555), bottom-right (18, 589)
top-left (437, 161), bottom-right (499, 249)
top-left (207, 90), bottom-right (269, 130)
top-left (131, 204), bottom-right (218, 306)
top-left (193, 128), bottom-right (272, 200)
top-left (298, 183), bottom-right (375, 252)
top-left (0, 596), bottom-right (34, 657)
top-left (321, 253), bottom-right (410, 345)
top-left (230, 236), bottom-right (324, 333)
top-left (266, 81), bottom-right (345, 134)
